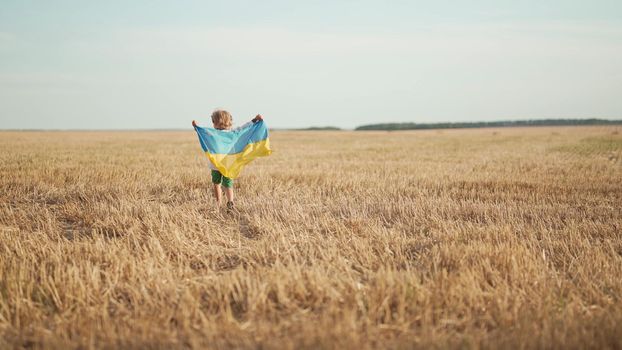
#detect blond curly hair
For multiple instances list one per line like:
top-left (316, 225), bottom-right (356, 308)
top-left (211, 110), bottom-right (233, 130)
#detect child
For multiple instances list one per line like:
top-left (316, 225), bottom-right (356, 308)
top-left (192, 110), bottom-right (263, 210)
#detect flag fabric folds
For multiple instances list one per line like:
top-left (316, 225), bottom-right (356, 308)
top-left (194, 121), bottom-right (272, 179)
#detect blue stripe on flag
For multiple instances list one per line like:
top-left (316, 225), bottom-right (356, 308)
top-left (195, 120), bottom-right (269, 155)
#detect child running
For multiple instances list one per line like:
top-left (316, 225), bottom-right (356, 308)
top-left (192, 110), bottom-right (263, 210)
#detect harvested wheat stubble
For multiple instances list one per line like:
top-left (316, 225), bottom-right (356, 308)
top-left (0, 126), bottom-right (621, 349)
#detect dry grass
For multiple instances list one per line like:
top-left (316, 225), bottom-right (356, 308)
top-left (1, 126), bottom-right (621, 349)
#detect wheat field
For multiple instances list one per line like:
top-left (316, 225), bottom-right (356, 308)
top-left (1, 126), bottom-right (621, 349)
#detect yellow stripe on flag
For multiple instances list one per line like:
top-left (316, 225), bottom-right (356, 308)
top-left (206, 139), bottom-right (272, 179)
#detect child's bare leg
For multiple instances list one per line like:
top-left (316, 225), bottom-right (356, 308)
top-left (213, 184), bottom-right (222, 205)
top-left (224, 187), bottom-right (234, 204)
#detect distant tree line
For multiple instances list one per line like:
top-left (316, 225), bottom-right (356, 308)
top-left (355, 119), bottom-right (622, 131)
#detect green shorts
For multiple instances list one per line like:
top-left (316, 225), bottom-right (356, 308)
top-left (211, 170), bottom-right (233, 188)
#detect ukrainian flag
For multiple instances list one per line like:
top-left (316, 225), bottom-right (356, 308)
top-left (194, 121), bottom-right (272, 179)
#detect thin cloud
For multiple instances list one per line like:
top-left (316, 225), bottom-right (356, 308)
top-left (68, 20), bottom-right (622, 61)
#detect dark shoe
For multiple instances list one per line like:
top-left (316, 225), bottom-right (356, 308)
top-left (226, 201), bottom-right (235, 211)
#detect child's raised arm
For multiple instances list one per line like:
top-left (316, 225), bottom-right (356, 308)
top-left (192, 120), bottom-right (198, 127)
top-left (230, 115), bottom-right (264, 132)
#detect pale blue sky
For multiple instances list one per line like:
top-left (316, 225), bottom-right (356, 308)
top-left (1, 0), bottom-right (621, 129)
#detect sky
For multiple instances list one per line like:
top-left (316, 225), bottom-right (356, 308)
top-left (1, 0), bottom-right (621, 130)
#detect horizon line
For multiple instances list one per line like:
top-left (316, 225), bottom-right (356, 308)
top-left (1, 117), bottom-right (621, 132)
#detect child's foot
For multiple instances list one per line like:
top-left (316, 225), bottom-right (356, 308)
top-left (226, 201), bottom-right (235, 212)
